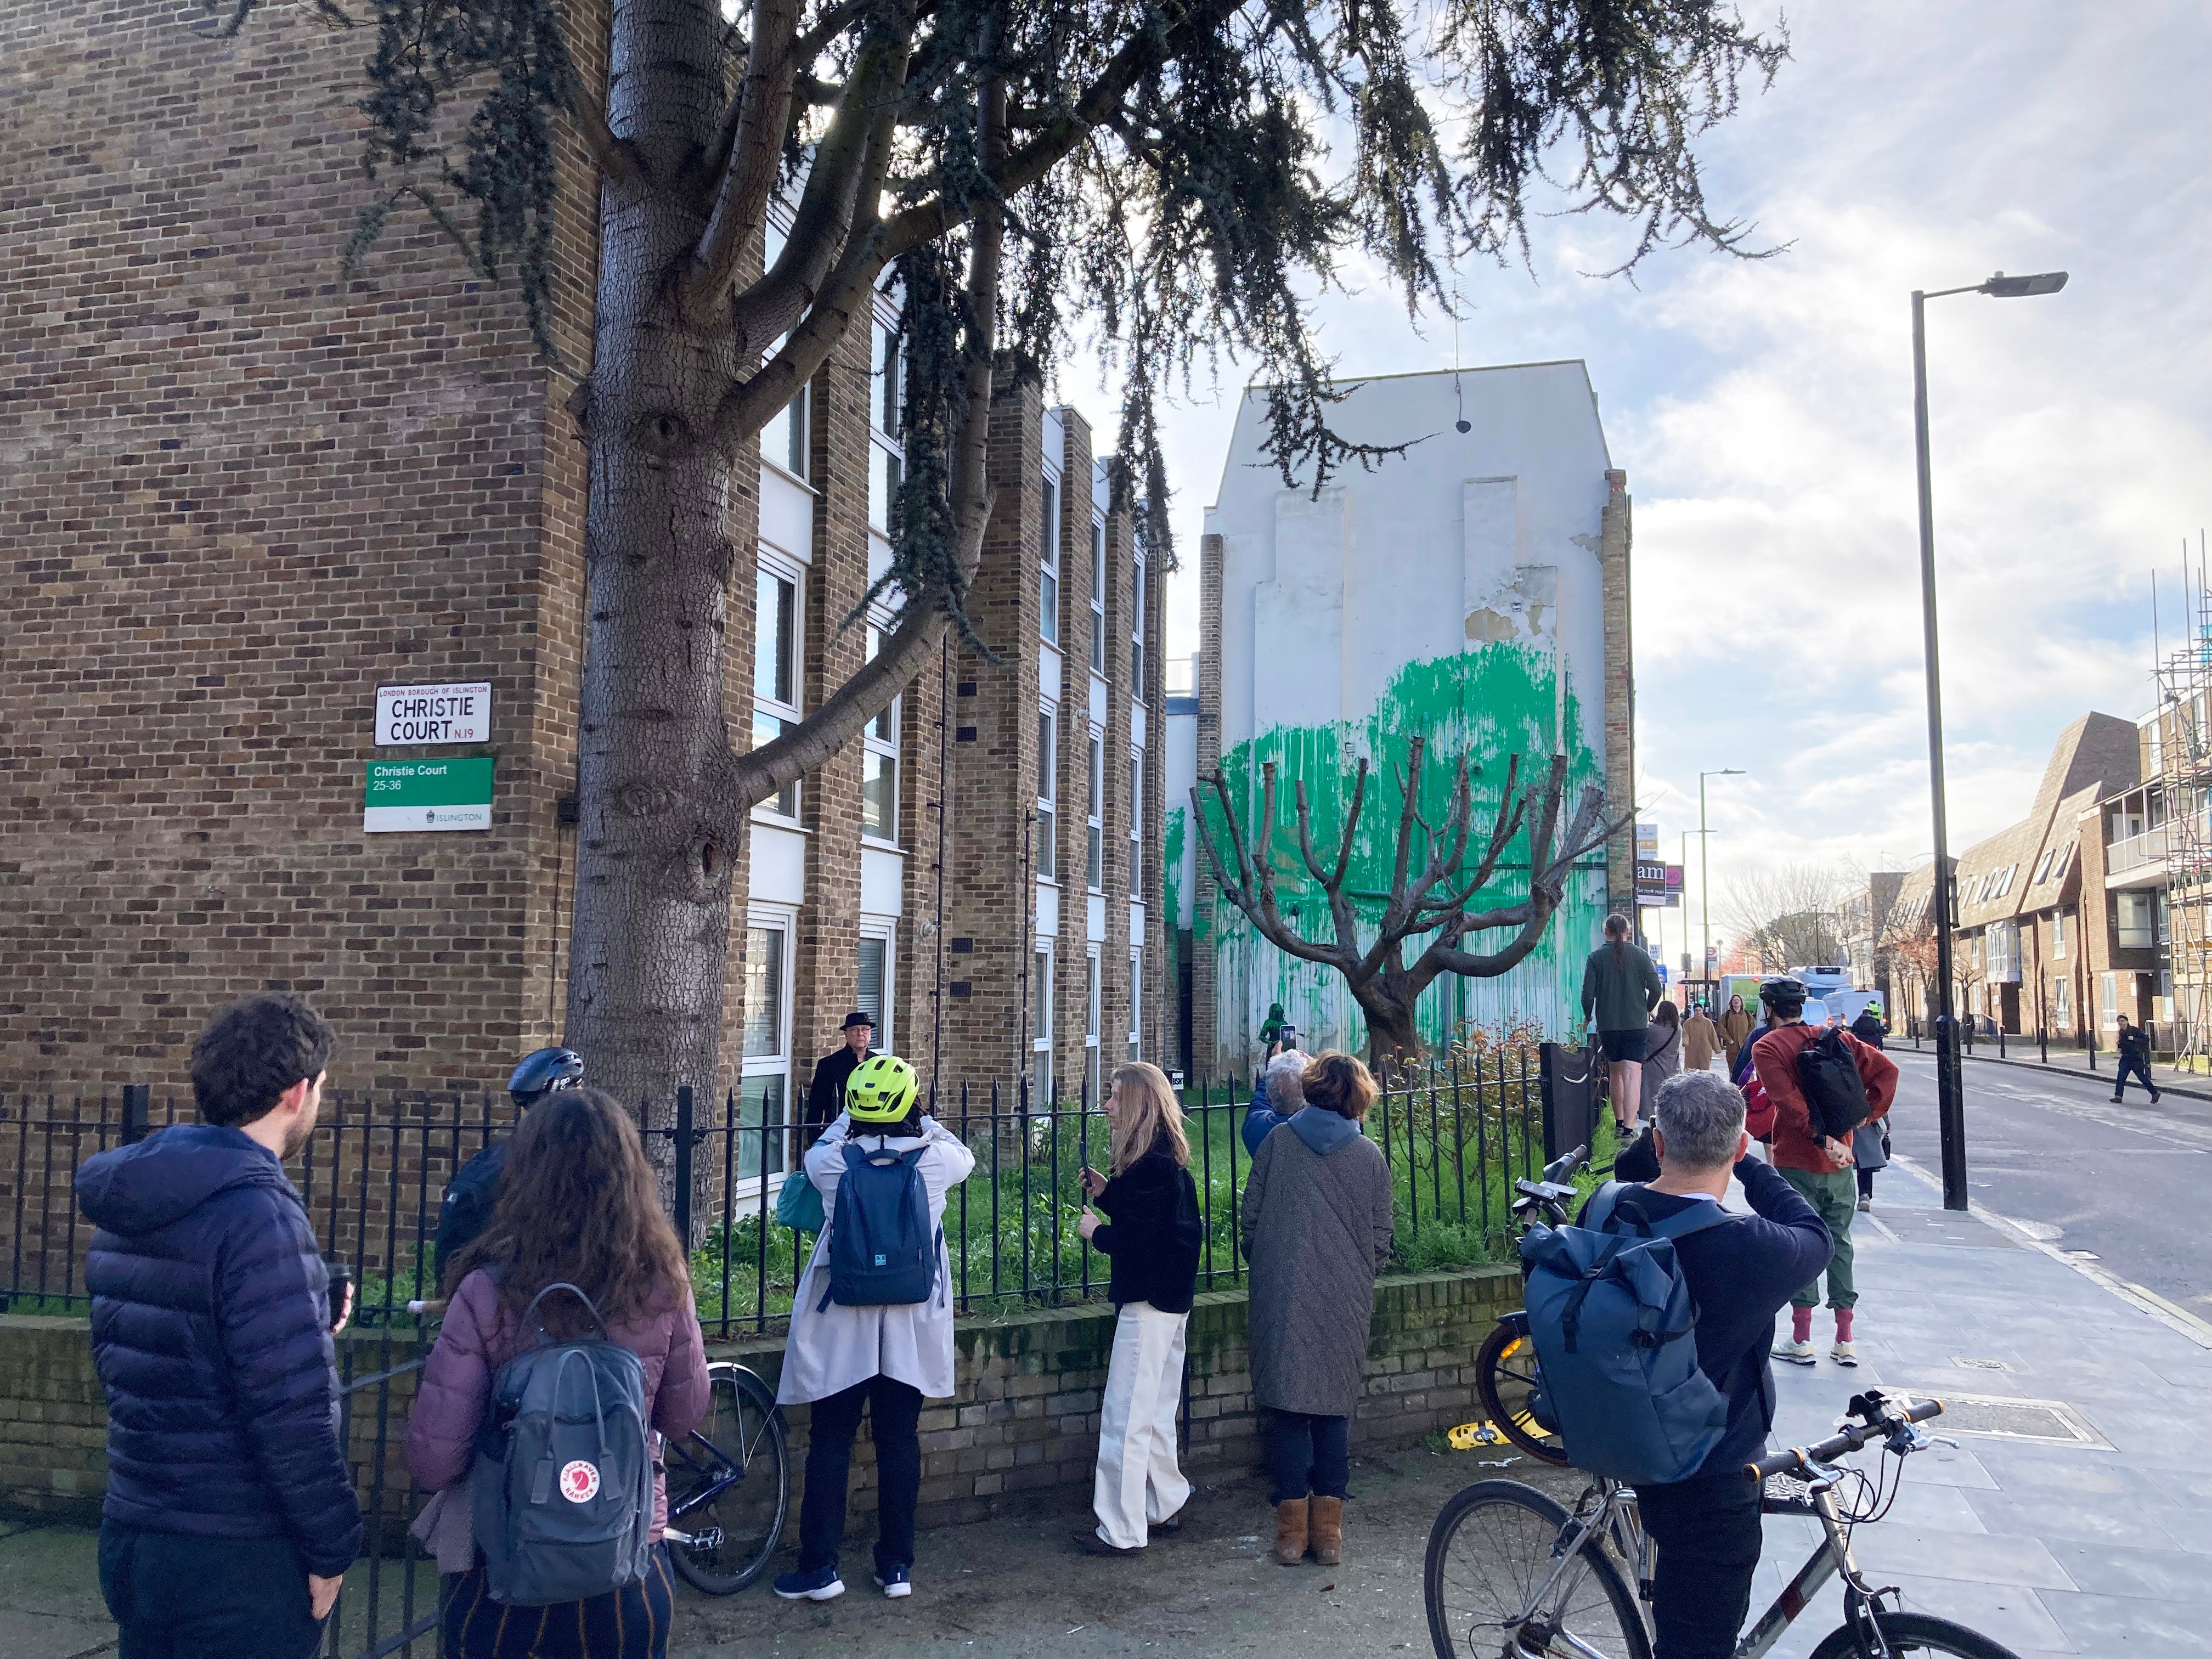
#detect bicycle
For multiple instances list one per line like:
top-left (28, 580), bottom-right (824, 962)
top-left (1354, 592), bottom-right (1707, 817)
top-left (408, 1301), bottom-right (790, 1594)
top-left (1423, 1388), bottom-right (2021, 1659)
top-left (1469, 1143), bottom-right (1586, 1467)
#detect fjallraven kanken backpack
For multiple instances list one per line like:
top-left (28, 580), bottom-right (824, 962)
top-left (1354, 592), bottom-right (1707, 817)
top-left (472, 1283), bottom-right (654, 1605)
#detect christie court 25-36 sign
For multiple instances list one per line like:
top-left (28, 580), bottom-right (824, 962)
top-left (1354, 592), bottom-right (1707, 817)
top-left (368, 682), bottom-right (493, 832)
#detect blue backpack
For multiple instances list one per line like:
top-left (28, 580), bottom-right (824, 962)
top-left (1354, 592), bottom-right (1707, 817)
top-left (1518, 1183), bottom-right (1731, 1485)
top-left (820, 1143), bottom-right (941, 1309)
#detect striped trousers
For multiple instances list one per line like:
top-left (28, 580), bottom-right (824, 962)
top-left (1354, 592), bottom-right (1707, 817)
top-left (442, 1544), bottom-right (675, 1659)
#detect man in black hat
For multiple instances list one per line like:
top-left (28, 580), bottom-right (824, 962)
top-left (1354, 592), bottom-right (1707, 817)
top-left (805, 1011), bottom-right (878, 1133)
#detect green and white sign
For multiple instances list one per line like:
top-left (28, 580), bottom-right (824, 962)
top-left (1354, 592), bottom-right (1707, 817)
top-left (364, 758), bottom-right (494, 833)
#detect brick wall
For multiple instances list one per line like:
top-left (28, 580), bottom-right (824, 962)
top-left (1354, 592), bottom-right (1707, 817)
top-left (1599, 471), bottom-right (1637, 921)
top-left (0, 1267), bottom-right (1521, 1529)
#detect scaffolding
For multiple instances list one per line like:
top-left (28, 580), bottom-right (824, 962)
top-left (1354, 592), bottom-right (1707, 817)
top-left (2152, 539), bottom-right (2212, 1066)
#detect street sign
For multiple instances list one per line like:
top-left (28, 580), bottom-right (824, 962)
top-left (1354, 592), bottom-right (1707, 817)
top-left (364, 758), bottom-right (494, 833)
top-left (1635, 822), bottom-right (1658, 859)
top-left (375, 682), bottom-right (491, 745)
top-left (1635, 860), bottom-right (1685, 909)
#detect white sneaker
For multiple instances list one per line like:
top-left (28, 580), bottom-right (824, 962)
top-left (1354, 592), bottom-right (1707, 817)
top-left (1855, 1197), bottom-right (1871, 1213)
top-left (1772, 1338), bottom-right (1818, 1366)
top-left (1830, 1340), bottom-right (1858, 1367)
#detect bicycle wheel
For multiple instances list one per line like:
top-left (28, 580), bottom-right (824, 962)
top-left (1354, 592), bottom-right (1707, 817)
top-left (1807, 1610), bottom-right (2021, 1659)
top-left (665, 1363), bottom-right (788, 1594)
top-left (1474, 1319), bottom-right (1570, 1466)
top-left (1425, 1480), bottom-right (1650, 1659)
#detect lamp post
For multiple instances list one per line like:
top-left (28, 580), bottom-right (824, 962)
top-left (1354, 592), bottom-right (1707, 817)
top-left (1699, 769), bottom-right (1746, 980)
top-left (1913, 268), bottom-right (2068, 1212)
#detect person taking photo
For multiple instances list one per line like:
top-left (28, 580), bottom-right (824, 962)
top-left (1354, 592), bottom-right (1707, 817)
top-left (1073, 1062), bottom-right (1204, 1555)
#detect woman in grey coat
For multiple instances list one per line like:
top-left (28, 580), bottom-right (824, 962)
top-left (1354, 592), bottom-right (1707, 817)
top-left (1238, 1051), bottom-right (1394, 1570)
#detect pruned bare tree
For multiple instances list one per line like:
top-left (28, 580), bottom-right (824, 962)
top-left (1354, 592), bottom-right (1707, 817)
top-left (1193, 736), bottom-right (1619, 1068)
top-left (1717, 864), bottom-right (1856, 973)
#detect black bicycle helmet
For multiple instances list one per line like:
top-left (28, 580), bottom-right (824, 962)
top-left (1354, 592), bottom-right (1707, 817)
top-left (509, 1046), bottom-right (585, 1110)
top-left (1758, 975), bottom-right (1808, 1013)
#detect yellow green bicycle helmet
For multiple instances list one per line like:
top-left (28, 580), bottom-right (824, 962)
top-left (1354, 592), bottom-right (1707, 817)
top-left (846, 1053), bottom-right (921, 1124)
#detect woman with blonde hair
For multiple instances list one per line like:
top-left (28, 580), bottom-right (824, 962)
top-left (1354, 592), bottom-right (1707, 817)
top-left (1239, 1049), bottom-right (1393, 1569)
top-left (1073, 1062), bottom-right (1203, 1555)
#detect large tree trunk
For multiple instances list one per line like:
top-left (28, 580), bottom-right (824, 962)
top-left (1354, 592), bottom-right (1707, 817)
top-left (1354, 951), bottom-right (1424, 1074)
top-left (563, 0), bottom-right (744, 1107)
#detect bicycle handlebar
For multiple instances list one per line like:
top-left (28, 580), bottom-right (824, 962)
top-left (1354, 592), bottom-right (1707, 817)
top-left (1537, 1143), bottom-right (1589, 1187)
top-left (1746, 1392), bottom-right (1944, 1482)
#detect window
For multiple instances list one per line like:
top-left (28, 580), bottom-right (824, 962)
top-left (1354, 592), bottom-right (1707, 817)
top-left (1032, 944), bottom-right (1054, 1107)
top-left (1036, 708), bottom-right (1057, 881)
top-left (741, 918), bottom-right (792, 1183)
top-left (1089, 521), bottom-right (1107, 675)
top-left (1131, 547), bottom-right (1146, 698)
top-left (2051, 976), bottom-right (2070, 1025)
top-left (868, 312), bottom-right (904, 533)
top-left (767, 387), bottom-right (806, 477)
top-left (1127, 945), bottom-right (1142, 1060)
top-left (2117, 890), bottom-right (2155, 950)
top-left (2100, 970), bottom-right (2118, 1028)
top-left (857, 930), bottom-right (891, 1051)
top-left (1086, 732), bottom-right (1104, 891)
top-left (2032, 849), bottom-right (2054, 885)
top-left (861, 624), bottom-right (900, 843)
top-left (753, 564), bottom-right (801, 819)
top-left (1129, 751), bottom-right (1143, 850)
top-left (1039, 474), bottom-right (1060, 644)
top-left (2051, 841), bottom-right (2074, 879)
top-left (1085, 948), bottom-right (1102, 1107)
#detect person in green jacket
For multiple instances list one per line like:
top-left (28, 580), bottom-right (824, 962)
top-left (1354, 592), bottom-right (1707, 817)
top-left (1581, 912), bottom-right (1666, 1135)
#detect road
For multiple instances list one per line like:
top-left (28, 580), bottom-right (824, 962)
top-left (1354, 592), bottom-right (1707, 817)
top-left (1882, 1047), bottom-right (2212, 1323)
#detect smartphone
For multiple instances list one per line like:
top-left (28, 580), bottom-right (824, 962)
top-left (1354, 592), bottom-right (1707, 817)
top-left (1279, 1026), bottom-right (1297, 1049)
top-left (326, 1265), bottom-right (354, 1335)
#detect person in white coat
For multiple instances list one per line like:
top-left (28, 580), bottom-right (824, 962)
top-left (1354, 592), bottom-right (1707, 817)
top-left (773, 1054), bottom-right (974, 1604)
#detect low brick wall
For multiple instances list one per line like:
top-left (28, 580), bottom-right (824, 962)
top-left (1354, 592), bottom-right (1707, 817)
top-left (0, 1267), bottom-right (1521, 1532)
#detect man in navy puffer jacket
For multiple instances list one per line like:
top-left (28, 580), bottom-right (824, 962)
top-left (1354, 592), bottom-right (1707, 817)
top-left (77, 991), bottom-right (361, 1658)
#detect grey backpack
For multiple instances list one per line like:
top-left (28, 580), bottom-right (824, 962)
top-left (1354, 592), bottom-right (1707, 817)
top-left (471, 1283), bottom-right (654, 1606)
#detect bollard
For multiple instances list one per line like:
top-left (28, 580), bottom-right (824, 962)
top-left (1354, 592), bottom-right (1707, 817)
top-left (2038, 1025), bottom-right (2048, 1065)
top-left (1998, 1024), bottom-right (2006, 1059)
top-left (2086, 1028), bottom-right (2097, 1073)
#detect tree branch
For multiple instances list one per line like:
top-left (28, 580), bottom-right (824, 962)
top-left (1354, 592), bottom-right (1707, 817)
top-left (691, 0), bottom-right (803, 306)
top-left (1192, 771), bottom-right (1356, 973)
top-left (568, 77), bottom-right (642, 185)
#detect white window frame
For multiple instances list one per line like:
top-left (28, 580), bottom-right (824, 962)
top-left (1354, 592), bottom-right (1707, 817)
top-left (1131, 544), bottom-right (1146, 700)
top-left (2052, 909), bottom-right (2067, 959)
top-left (861, 617), bottom-right (901, 847)
top-left (741, 907), bottom-right (795, 1192)
top-left (1129, 748), bottom-right (1143, 855)
top-left (1036, 704), bottom-right (1058, 883)
top-left (1085, 946), bottom-right (1102, 1108)
top-left (2100, 970), bottom-right (2119, 1028)
top-left (1039, 470), bottom-right (1061, 645)
top-left (1127, 944), bottom-right (1142, 1060)
top-left (761, 213), bottom-right (810, 483)
top-left (753, 551), bottom-right (804, 821)
top-left (1086, 730), bottom-right (1105, 893)
top-left (2051, 975), bottom-right (2070, 1025)
top-left (857, 921), bottom-right (894, 1055)
top-left (1089, 519), bottom-right (1108, 677)
top-left (868, 303), bottom-right (905, 534)
top-left (1032, 941), bottom-right (1056, 1108)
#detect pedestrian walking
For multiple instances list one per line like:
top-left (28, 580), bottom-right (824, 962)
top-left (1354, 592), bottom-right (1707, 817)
top-left (1847, 1002), bottom-right (1890, 1211)
top-left (1718, 994), bottom-right (1754, 1073)
top-left (77, 992), bottom-right (361, 1659)
top-left (1643, 1000), bottom-right (1684, 1098)
top-left (805, 1011), bottom-right (878, 1133)
top-left (1683, 1002), bottom-right (1722, 1073)
top-left (1581, 914), bottom-right (1666, 1135)
top-left (1750, 977), bottom-right (1898, 1367)
top-left (2112, 1014), bottom-right (2163, 1104)
top-left (775, 1055), bottom-right (975, 1602)
top-left (1238, 1052), bottom-right (1395, 1568)
top-left (1073, 1063), bottom-right (1204, 1556)
top-left (405, 1087), bottom-right (707, 1659)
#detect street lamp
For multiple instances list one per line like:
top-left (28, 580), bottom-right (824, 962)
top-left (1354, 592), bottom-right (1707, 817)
top-left (1912, 268), bottom-right (2068, 1212)
top-left (1699, 769), bottom-right (1746, 979)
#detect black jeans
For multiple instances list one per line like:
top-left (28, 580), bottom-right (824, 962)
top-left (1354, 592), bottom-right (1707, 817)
top-left (2114, 1053), bottom-right (2156, 1097)
top-left (799, 1374), bottom-right (924, 1575)
top-left (1264, 1409), bottom-right (1350, 1503)
top-left (98, 1522), bottom-right (324, 1659)
top-left (1636, 1472), bottom-right (1764, 1659)
top-left (1855, 1164), bottom-right (1876, 1198)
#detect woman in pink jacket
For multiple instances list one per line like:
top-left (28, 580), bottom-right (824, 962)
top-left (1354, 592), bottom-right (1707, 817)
top-left (404, 1088), bottom-right (709, 1659)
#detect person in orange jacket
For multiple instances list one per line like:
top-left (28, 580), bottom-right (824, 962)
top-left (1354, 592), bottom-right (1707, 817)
top-left (1749, 976), bottom-right (1898, 1368)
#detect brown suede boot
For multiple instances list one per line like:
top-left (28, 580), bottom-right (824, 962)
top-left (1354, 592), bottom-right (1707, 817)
top-left (1310, 1496), bottom-right (1344, 1565)
top-left (1272, 1498), bottom-right (1310, 1565)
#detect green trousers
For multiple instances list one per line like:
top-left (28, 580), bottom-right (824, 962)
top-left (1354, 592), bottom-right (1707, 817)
top-left (1778, 1164), bottom-right (1857, 1311)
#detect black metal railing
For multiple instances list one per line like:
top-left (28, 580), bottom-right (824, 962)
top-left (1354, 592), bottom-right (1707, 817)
top-left (3, 1049), bottom-right (1573, 1329)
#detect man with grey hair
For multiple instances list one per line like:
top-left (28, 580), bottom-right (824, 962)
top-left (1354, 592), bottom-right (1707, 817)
top-left (1576, 1069), bottom-right (1833, 1659)
top-left (1240, 1050), bottom-right (1309, 1156)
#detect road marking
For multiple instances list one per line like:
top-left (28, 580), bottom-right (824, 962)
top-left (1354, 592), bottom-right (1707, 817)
top-left (1887, 1151), bottom-right (2212, 1351)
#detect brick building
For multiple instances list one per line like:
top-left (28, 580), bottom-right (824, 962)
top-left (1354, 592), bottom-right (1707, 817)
top-left (1, 1), bottom-right (1165, 1136)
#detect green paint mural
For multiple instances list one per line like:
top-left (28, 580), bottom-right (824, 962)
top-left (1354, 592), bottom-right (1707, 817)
top-left (1198, 641), bottom-right (1608, 1065)
top-left (1163, 804), bottom-right (1187, 1039)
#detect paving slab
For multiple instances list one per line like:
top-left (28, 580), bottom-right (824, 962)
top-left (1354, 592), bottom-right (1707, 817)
top-left (2034, 1587), bottom-right (2205, 1651)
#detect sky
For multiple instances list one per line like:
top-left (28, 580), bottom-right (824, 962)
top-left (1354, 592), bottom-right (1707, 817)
top-left (1054, 1), bottom-right (2212, 955)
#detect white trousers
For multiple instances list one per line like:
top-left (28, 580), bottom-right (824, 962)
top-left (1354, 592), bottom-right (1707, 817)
top-left (1092, 1300), bottom-right (1191, 1549)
